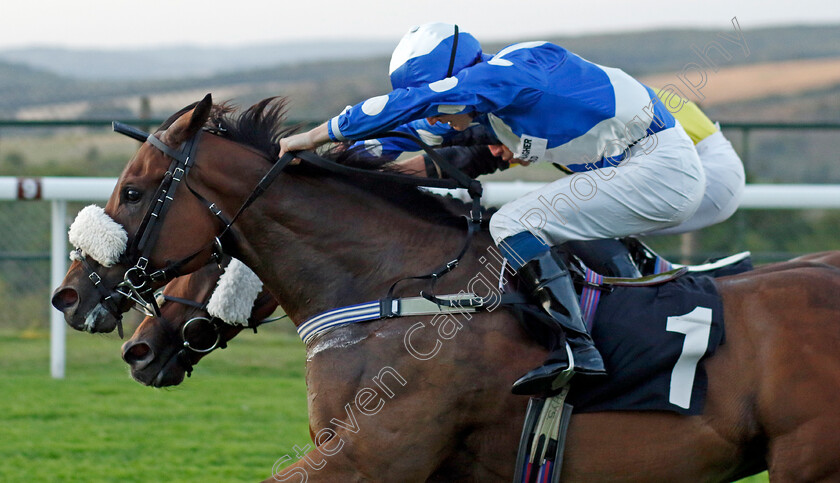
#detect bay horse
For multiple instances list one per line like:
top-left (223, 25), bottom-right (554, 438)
top-left (122, 258), bottom-right (279, 387)
top-left (52, 95), bottom-right (840, 482)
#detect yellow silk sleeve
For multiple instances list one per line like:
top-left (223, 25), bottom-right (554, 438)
top-left (653, 88), bottom-right (718, 145)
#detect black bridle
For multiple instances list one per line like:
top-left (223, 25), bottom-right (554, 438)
top-left (162, 292), bottom-right (281, 353)
top-left (80, 118), bottom-right (484, 336)
top-left (151, 289), bottom-right (282, 382)
top-left (72, 123), bottom-right (207, 335)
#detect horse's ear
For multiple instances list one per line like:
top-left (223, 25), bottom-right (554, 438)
top-left (161, 93), bottom-right (213, 146)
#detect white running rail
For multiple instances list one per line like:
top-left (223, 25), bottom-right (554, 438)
top-left (2, 177), bottom-right (840, 379)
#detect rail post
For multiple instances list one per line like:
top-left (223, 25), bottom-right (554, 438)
top-left (50, 200), bottom-right (67, 379)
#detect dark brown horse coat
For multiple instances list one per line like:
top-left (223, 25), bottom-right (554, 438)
top-left (53, 96), bottom-right (840, 482)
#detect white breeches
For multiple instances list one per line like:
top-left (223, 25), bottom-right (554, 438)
top-left (489, 124), bottom-right (706, 245)
top-left (645, 130), bottom-right (745, 235)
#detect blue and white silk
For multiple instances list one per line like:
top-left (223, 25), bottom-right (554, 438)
top-left (329, 41), bottom-right (676, 169)
top-left (348, 118), bottom-right (460, 161)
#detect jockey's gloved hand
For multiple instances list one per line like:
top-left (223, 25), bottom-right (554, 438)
top-left (423, 145), bottom-right (509, 179)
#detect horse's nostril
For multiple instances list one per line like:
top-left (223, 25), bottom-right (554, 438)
top-left (51, 288), bottom-right (78, 312)
top-left (122, 341), bottom-right (154, 368)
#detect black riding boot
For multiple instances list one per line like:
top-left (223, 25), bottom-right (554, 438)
top-left (512, 250), bottom-right (607, 396)
top-left (564, 238), bottom-right (642, 278)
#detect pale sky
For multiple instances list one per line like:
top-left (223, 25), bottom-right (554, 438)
top-left (1, 0), bottom-right (838, 50)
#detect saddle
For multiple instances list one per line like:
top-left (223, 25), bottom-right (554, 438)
top-left (296, 245), bottom-right (751, 482)
top-left (511, 249), bottom-right (753, 483)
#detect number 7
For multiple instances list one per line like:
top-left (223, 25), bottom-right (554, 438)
top-left (666, 306), bottom-right (713, 409)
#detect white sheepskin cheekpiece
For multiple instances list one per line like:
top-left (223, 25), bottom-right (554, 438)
top-left (206, 258), bottom-right (263, 326)
top-left (68, 205), bottom-right (128, 267)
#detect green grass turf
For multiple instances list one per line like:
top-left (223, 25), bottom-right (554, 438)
top-left (0, 324), bottom-right (310, 482)
top-left (0, 324), bottom-right (770, 482)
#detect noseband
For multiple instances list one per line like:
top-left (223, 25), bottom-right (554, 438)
top-left (119, 123), bottom-right (206, 288)
top-left (155, 290), bottom-right (282, 379)
top-left (75, 120), bottom-right (297, 335)
top-left (82, 115), bottom-right (484, 337)
top-left (74, 123), bottom-right (229, 328)
top-left (112, 120), bottom-right (297, 286)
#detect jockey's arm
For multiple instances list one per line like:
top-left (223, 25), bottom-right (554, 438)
top-left (278, 122), bottom-right (331, 163)
top-left (278, 65), bottom-right (518, 163)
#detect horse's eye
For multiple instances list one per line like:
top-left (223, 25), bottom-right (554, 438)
top-left (123, 187), bottom-right (143, 203)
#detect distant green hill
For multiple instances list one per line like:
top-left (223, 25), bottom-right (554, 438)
top-left (0, 41), bottom-right (396, 80)
top-left (1, 24), bottom-right (838, 119)
top-left (540, 24), bottom-right (840, 76)
top-left (0, 61), bottom-right (80, 109)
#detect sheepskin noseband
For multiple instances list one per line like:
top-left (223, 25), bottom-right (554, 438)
top-left (68, 205), bottom-right (128, 267)
top-left (206, 258), bottom-right (263, 326)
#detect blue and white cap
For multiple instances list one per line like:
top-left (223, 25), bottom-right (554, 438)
top-left (389, 22), bottom-right (483, 90)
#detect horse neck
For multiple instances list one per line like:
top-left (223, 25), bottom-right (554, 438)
top-left (246, 177), bottom-right (474, 323)
top-left (195, 151), bottom-right (472, 325)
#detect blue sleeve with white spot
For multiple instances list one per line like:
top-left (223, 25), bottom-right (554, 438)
top-left (346, 119), bottom-right (458, 160)
top-left (328, 64), bottom-right (529, 142)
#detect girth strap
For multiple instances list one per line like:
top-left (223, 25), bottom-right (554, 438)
top-left (379, 214), bottom-right (482, 315)
top-left (110, 122), bottom-right (490, 332)
top-left (417, 291), bottom-right (531, 311)
top-left (298, 293), bottom-right (489, 344)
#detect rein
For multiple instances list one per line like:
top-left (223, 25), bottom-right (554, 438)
top-left (162, 291), bottom-right (280, 354)
top-left (293, 136), bottom-right (485, 312)
top-left (78, 124), bottom-right (204, 322)
top-left (154, 288), bottom-right (282, 380)
top-left (100, 119), bottom-right (486, 333)
top-left (71, 123), bottom-right (209, 328)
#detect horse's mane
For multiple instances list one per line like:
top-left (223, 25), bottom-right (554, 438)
top-left (209, 97), bottom-right (298, 160)
top-left (197, 97), bottom-right (477, 229)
